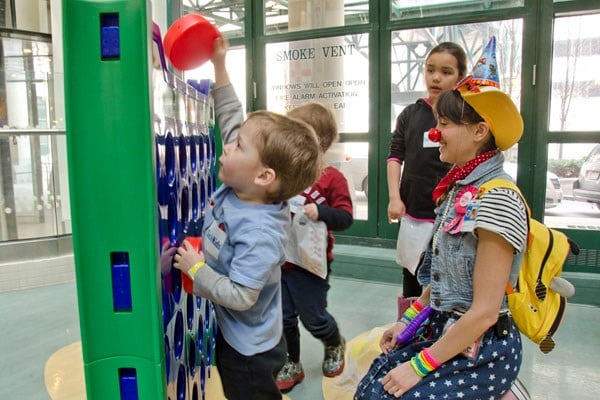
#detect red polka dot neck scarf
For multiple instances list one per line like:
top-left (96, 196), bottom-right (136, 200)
top-left (432, 150), bottom-right (498, 202)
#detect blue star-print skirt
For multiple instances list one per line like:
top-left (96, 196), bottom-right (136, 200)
top-left (354, 310), bottom-right (522, 400)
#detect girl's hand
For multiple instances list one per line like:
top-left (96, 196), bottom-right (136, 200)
top-left (303, 203), bottom-right (319, 220)
top-left (387, 198), bottom-right (406, 222)
top-left (173, 239), bottom-right (205, 272)
top-left (381, 362), bottom-right (421, 398)
top-left (379, 322), bottom-right (406, 354)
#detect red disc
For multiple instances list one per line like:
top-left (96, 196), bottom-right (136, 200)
top-left (163, 13), bottom-right (220, 71)
top-left (185, 236), bottom-right (202, 252)
top-left (182, 237), bottom-right (202, 294)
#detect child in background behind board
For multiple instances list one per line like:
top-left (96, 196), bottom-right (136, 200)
top-left (172, 36), bottom-right (322, 400)
top-left (387, 42), bottom-right (467, 304)
top-left (275, 102), bottom-right (354, 392)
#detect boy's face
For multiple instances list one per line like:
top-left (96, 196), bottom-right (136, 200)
top-left (218, 119), bottom-right (265, 194)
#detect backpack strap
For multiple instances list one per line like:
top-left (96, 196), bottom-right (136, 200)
top-left (479, 177), bottom-right (518, 193)
top-left (478, 178), bottom-right (531, 295)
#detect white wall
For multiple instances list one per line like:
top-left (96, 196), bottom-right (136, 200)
top-left (15, 0), bottom-right (49, 33)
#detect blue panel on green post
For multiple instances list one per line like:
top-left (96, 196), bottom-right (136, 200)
top-left (119, 368), bottom-right (139, 400)
top-left (100, 13), bottom-right (120, 59)
top-left (111, 252), bottom-right (132, 311)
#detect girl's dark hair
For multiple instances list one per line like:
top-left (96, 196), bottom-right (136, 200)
top-left (427, 42), bottom-right (468, 78)
top-left (436, 90), bottom-right (497, 153)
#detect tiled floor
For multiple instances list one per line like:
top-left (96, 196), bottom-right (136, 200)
top-left (0, 274), bottom-right (598, 399)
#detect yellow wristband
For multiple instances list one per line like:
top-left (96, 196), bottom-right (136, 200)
top-left (186, 261), bottom-right (205, 280)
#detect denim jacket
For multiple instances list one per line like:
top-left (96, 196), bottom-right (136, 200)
top-left (418, 153), bottom-right (525, 312)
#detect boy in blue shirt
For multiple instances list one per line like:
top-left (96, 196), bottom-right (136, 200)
top-left (173, 37), bottom-right (321, 400)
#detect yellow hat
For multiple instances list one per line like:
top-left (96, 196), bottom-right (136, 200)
top-left (455, 37), bottom-right (523, 151)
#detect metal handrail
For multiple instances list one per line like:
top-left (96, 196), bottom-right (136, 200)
top-left (0, 129), bottom-right (65, 136)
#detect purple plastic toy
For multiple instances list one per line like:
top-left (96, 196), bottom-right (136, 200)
top-left (396, 305), bottom-right (434, 345)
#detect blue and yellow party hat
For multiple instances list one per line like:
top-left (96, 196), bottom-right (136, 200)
top-left (453, 36), bottom-right (523, 150)
top-left (471, 36), bottom-right (499, 88)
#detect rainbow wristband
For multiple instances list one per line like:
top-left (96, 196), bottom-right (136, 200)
top-left (410, 356), bottom-right (429, 377)
top-left (402, 300), bottom-right (424, 323)
top-left (186, 261), bottom-right (205, 280)
top-left (410, 349), bottom-right (440, 378)
top-left (421, 348), bottom-right (441, 369)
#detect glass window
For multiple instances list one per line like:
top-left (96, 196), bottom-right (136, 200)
top-left (325, 141), bottom-right (369, 220)
top-left (549, 13), bottom-right (600, 131)
top-left (2, 36), bottom-right (54, 129)
top-left (266, 34), bottom-right (369, 133)
top-left (16, 0), bottom-right (51, 33)
top-left (1, 0), bottom-right (51, 33)
top-left (391, 0), bottom-right (523, 21)
top-left (0, 34), bottom-right (68, 242)
top-left (183, 0), bottom-right (245, 38)
top-left (545, 143), bottom-right (600, 230)
top-left (184, 46), bottom-right (247, 111)
top-left (390, 20), bottom-right (523, 134)
top-left (0, 133), bottom-right (69, 240)
top-left (0, 1), bottom-right (13, 28)
top-left (264, 0), bottom-right (368, 34)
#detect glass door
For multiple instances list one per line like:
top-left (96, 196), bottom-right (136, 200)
top-left (541, 8), bottom-right (600, 272)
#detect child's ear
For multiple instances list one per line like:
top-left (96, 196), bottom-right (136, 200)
top-left (254, 167), bottom-right (277, 187)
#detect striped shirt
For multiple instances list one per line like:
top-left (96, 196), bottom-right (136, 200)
top-left (474, 187), bottom-right (528, 253)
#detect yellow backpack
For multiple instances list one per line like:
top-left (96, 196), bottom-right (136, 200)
top-left (479, 178), bottom-right (579, 353)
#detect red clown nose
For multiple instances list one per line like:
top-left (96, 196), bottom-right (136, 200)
top-left (428, 128), bottom-right (441, 142)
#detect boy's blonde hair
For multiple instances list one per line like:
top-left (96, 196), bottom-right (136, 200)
top-left (244, 111), bottom-right (322, 202)
top-left (287, 102), bottom-right (338, 153)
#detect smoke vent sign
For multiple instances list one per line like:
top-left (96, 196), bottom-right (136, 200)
top-left (266, 36), bottom-right (369, 133)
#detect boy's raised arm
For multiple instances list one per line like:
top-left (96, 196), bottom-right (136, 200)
top-left (210, 36), bottom-right (242, 145)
